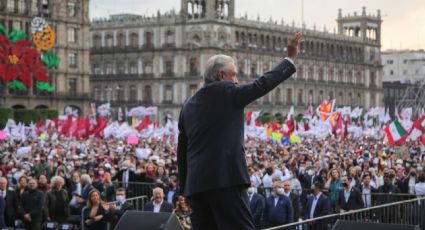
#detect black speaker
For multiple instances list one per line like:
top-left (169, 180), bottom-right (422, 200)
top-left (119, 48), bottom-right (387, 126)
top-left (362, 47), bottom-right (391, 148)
top-left (332, 220), bottom-right (420, 230)
top-left (114, 211), bottom-right (183, 230)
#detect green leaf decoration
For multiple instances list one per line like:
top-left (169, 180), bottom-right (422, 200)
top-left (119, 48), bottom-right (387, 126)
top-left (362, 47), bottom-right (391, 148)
top-left (7, 80), bottom-right (27, 90)
top-left (0, 24), bottom-right (7, 36)
top-left (8, 29), bottom-right (27, 43)
top-left (42, 49), bottom-right (61, 69)
top-left (36, 81), bottom-right (55, 92)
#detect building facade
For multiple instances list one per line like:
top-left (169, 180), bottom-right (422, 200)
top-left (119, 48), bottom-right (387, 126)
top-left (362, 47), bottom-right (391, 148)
top-left (0, 0), bottom-right (91, 114)
top-left (90, 0), bottom-right (384, 121)
top-left (381, 50), bottom-right (425, 83)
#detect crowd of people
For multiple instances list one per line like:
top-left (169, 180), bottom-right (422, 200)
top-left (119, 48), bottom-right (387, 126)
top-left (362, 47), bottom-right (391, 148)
top-left (0, 134), bottom-right (424, 229)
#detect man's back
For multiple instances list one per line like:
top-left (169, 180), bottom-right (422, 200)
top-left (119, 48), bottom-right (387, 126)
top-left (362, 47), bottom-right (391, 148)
top-left (178, 81), bottom-right (249, 196)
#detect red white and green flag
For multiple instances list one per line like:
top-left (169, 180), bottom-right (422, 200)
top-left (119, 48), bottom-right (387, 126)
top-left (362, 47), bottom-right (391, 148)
top-left (384, 119), bottom-right (407, 145)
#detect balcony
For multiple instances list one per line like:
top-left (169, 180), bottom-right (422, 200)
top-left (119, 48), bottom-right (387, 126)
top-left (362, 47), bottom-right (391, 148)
top-left (186, 71), bottom-right (200, 77)
top-left (161, 72), bottom-right (175, 78)
top-left (90, 74), bottom-right (140, 81)
top-left (162, 43), bottom-right (176, 48)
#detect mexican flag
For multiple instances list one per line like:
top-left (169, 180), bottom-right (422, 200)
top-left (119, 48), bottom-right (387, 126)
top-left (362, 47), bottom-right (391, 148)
top-left (384, 119), bottom-right (407, 145)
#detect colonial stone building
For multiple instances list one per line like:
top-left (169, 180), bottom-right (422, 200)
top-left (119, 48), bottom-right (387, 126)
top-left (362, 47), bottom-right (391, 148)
top-left (90, 0), bottom-right (383, 121)
top-left (0, 0), bottom-right (91, 114)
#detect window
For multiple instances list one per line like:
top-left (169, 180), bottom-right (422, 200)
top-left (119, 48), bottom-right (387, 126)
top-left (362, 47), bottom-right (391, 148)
top-left (93, 35), bottom-right (101, 48)
top-left (68, 53), bottom-right (76, 67)
top-left (145, 32), bottom-right (153, 46)
top-left (250, 62), bottom-right (257, 77)
top-left (105, 34), bottom-right (113, 47)
top-left (7, 0), bottom-right (14, 12)
top-left (67, 2), bottom-right (76, 17)
top-left (297, 89), bottom-right (303, 105)
top-left (116, 62), bottom-right (125, 74)
top-left (67, 28), bottom-right (76, 43)
top-left (318, 68), bottom-right (324, 81)
top-left (18, 0), bottom-right (26, 13)
top-left (189, 58), bottom-right (198, 75)
top-left (94, 87), bottom-right (101, 101)
top-left (403, 60), bottom-right (408, 64)
top-left (117, 33), bottom-right (125, 47)
top-left (308, 90), bottom-right (313, 104)
top-left (93, 64), bottom-right (101, 74)
top-left (116, 86), bottom-right (124, 101)
top-left (387, 60), bottom-right (393, 65)
top-left (144, 61), bottom-right (152, 74)
top-left (130, 33), bottom-right (138, 47)
top-left (390, 70), bottom-right (394, 75)
top-left (129, 62), bottom-right (138, 74)
top-left (143, 85), bottom-right (152, 102)
top-left (286, 88), bottom-right (292, 104)
top-left (165, 60), bottom-right (173, 74)
top-left (31, 0), bottom-right (38, 14)
top-left (189, 84), bottom-right (197, 96)
top-left (68, 79), bottom-right (77, 95)
top-left (41, 0), bottom-right (50, 17)
top-left (166, 30), bottom-right (174, 44)
top-left (275, 88), bottom-right (282, 104)
top-left (164, 85), bottom-right (173, 102)
top-left (308, 67), bottom-right (314, 80)
top-left (129, 86), bottom-right (137, 102)
top-left (106, 63), bottom-right (113, 74)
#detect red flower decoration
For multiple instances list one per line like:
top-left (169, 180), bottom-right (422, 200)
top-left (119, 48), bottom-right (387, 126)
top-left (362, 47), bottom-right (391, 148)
top-left (0, 34), bottom-right (50, 88)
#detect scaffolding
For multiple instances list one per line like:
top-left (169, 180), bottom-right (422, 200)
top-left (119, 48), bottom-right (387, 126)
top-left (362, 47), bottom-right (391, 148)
top-left (396, 80), bottom-right (425, 117)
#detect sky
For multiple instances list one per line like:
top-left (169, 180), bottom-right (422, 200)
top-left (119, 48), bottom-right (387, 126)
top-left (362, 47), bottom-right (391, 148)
top-left (90, 0), bottom-right (425, 51)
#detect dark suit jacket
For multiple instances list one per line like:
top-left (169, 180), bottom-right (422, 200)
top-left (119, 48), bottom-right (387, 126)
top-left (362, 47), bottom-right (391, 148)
top-left (144, 201), bottom-right (174, 213)
top-left (288, 192), bottom-right (301, 222)
top-left (249, 193), bottom-right (264, 226)
top-left (0, 196), bottom-right (5, 228)
top-left (177, 59), bottom-right (296, 196)
top-left (305, 193), bottom-right (331, 219)
top-left (21, 189), bottom-right (45, 222)
top-left (108, 201), bottom-right (133, 228)
top-left (4, 190), bottom-right (18, 227)
top-left (338, 187), bottom-right (364, 211)
top-left (264, 195), bottom-right (293, 227)
top-left (359, 185), bottom-right (378, 207)
top-left (112, 170), bottom-right (137, 184)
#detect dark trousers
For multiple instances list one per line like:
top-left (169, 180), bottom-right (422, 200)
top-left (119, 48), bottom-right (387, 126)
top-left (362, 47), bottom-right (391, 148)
top-left (189, 186), bottom-right (255, 230)
top-left (24, 221), bottom-right (41, 230)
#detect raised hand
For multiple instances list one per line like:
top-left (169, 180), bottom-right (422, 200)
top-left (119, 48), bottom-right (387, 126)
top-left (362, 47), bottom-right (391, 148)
top-left (287, 32), bottom-right (304, 59)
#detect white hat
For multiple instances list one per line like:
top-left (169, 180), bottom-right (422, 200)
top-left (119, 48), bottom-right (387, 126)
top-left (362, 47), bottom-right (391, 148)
top-left (157, 159), bottom-right (165, 166)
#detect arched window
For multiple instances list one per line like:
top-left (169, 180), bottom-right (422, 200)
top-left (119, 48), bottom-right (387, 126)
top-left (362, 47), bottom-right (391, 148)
top-left (129, 86), bottom-right (137, 102)
top-left (286, 88), bottom-right (292, 104)
top-left (166, 30), bottom-right (174, 44)
top-left (93, 34), bottom-right (101, 48)
top-left (117, 33), bottom-right (125, 47)
top-left (130, 33), bottom-right (138, 47)
top-left (105, 34), bottom-right (113, 47)
top-left (143, 85), bottom-right (152, 103)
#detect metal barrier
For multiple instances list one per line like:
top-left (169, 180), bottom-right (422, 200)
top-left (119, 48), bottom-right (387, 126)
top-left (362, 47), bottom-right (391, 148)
top-left (263, 196), bottom-right (425, 230)
top-left (81, 195), bottom-right (149, 230)
top-left (116, 182), bottom-right (156, 199)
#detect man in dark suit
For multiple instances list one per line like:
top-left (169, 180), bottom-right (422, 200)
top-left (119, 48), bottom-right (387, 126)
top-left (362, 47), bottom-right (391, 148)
top-left (177, 33), bottom-right (303, 230)
top-left (305, 182), bottom-right (331, 230)
top-left (264, 181), bottom-right (293, 227)
top-left (0, 177), bottom-right (18, 227)
top-left (112, 161), bottom-right (137, 191)
top-left (21, 178), bottom-right (45, 230)
top-left (165, 176), bottom-right (180, 206)
top-left (108, 188), bottom-right (133, 229)
top-left (144, 187), bottom-right (174, 213)
top-left (283, 180), bottom-right (301, 222)
top-left (247, 185), bottom-right (264, 230)
top-left (359, 173), bottom-right (377, 208)
top-left (338, 176), bottom-right (364, 212)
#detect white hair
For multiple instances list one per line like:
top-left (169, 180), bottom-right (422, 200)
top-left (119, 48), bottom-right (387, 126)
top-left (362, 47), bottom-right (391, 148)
top-left (50, 176), bottom-right (65, 187)
top-left (203, 54), bottom-right (234, 83)
top-left (80, 174), bottom-right (92, 184)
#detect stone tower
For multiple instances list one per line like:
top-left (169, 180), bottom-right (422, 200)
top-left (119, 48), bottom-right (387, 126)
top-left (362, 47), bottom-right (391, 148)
top-left (181, 0), bottom-right (235, 22)
top-left (337, 7), bottom-right (382, 45)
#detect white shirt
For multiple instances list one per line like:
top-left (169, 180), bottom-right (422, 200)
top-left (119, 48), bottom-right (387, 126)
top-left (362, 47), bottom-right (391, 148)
top-left (408, 177), bottom-right (416, 194)
top-left (70, 182), bottom-right (82, 206)
top-left (0, 190), bottom-right (5, 198)
top-left (153, 201), bottom-right (163, 213)
top-left (362, 185), bottom-right (372, 208)
top-left (343, 188), bottom-right (351, 203)
top-left (415, 182), bottom-right (425, 197)
top-left (309, 192), bottom-right (322, 219)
